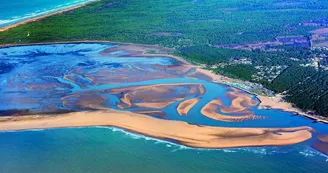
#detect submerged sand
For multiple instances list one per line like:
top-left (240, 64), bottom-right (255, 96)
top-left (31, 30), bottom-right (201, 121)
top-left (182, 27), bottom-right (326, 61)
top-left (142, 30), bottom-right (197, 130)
top-left (312, 135), bottom-right (328, 156)
top-left (0, 109), bottom-right (313, 149)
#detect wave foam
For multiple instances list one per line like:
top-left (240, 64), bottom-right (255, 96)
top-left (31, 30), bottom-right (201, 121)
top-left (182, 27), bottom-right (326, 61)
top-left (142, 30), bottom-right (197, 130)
top-left (0, 0), bottom-right (96, 27)
top-left (2, 126), bottom-right (328, 160)
top-left (299, 147), bottom-right (328, 160)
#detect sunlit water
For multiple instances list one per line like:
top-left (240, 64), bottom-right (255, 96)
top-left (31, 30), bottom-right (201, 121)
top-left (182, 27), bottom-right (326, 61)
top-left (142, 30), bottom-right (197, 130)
top-left (0, 0), bottom-right (95, 27)
top-left (0, 43), bottom-right (327, 173)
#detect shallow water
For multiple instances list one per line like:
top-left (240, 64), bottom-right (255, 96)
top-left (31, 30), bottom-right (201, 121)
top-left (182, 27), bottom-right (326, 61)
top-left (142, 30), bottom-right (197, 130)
top-left (0, 43), bottom-right (327, 172)
top-left (0, 0), bottom-right (95, 27)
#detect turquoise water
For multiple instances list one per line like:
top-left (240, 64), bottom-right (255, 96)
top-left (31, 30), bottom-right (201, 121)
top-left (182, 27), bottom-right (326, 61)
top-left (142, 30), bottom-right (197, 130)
top-left (0, 0), bottom-right (95, 27)
top-left (0, 127), bottom-right (327, 173)
top-left (0, 43), bottom-right (328, 172)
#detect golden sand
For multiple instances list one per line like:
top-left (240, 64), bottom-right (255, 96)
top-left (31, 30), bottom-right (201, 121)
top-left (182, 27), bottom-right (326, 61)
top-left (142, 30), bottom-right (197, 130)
top-left (177, 98), bottom-right (199, 116)
top-left (0, 109), bottom-right (313, 149)
top-left (201, 99), bottom-right (263, 122)
top-left (218, 91), bottom-right (259, 114)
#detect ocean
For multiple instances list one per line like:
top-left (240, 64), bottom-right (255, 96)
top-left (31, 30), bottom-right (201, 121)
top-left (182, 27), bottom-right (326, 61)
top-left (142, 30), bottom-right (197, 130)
top-left (0, 127), bottom-right (327, 173)
top-left (0, 0), bottom-right (95, 28)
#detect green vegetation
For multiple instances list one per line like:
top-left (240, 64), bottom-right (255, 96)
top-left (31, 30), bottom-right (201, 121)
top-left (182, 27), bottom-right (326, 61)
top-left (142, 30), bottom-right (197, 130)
top-left (285, 70), bottom-right (328, 115)
top-left (216, 64), bottom-right (256, 81)
top-left (1, 0), bottom-right (328, 46)
top-left (269, 65), bottom-right (317, 93)
top-left (0, 0), bottom-right (328, 117)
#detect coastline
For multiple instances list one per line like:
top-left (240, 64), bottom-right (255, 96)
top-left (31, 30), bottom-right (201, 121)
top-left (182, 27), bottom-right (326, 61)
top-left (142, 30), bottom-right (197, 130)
top-left (0, 109), bottom-right (313, 149)
top-left (0, 1), bottom-right (98, 32)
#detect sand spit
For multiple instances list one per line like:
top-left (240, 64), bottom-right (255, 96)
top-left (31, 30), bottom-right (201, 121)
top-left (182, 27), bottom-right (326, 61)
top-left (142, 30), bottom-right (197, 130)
top-left (177, 98), bottom-right (199, 116)
top-left (0, 109), bottom-right (313, 149)
top-left (0, 1), bottom-right (98, 32)
top-left (201, 99), bottom-right (263, 122)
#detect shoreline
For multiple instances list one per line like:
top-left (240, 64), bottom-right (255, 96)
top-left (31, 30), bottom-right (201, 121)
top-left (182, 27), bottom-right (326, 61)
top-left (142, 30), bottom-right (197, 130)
top-left (0, 1), bottom-right (98, 32)
top-left (0, 40), bottom-right (327, 124)
top-left (0, 109), bottom-right (313, 149)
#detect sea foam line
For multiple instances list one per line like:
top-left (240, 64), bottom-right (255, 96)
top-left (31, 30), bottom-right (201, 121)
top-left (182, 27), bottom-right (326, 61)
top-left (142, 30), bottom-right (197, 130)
top-left (1, 125), bottom-right (327, 160)
top-left (0, 0), bottom-right (96, 27)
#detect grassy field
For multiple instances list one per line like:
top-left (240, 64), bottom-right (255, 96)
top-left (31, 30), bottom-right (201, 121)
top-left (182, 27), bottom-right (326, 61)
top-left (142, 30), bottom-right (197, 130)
top-left (1, 0), bottom-right (328, 117)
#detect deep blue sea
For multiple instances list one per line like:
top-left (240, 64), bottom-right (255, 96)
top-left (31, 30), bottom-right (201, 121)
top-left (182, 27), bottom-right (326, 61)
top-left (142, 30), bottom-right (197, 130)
top-left (0, 0), bottom-right (95, 27)
top-left (0, 43), bottom-right (327, 173)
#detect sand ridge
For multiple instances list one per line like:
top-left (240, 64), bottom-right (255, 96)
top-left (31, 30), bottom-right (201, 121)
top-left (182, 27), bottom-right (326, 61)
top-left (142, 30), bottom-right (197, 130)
top-left (0, 109), bottom-right (313, 149)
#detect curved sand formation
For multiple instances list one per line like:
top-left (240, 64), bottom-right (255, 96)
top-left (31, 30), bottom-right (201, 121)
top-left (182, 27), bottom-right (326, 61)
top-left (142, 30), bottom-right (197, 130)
top-left (0, 109), bottom-right (313, 149)
top-left (201, 99), bottom-right (263, 122)
top-left (312, 135), bottom-right (328, 156)
top-left (177, 98), bottom-right (199, 116)
top-left (227, 91), bottom-right (259, 107)
top-left (218, 91), bottom-right (259, 114)
top-left (117, 93), bottom-right (132, 109)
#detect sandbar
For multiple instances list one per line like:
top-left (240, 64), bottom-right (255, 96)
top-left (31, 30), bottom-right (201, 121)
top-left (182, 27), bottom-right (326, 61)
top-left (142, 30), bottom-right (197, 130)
top-left (201, 99), bottom-right (263, 122)
top-left (177, 98), bottom-right (199, 116)
top-left (0, 109), bottom-right (313, 149)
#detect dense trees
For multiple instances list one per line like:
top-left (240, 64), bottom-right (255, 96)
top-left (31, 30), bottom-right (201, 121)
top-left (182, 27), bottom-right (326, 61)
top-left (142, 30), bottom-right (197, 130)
top-left (269, 65), bottom-right (317, 93)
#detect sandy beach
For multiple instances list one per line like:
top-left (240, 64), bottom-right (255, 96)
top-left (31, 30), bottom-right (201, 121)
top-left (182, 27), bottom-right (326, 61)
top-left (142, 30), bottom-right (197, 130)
top-left (0, 1), bottom-right (98, 32)
top-left (0, 109), bottom-right (313, 149)
top-left (257, 95), bottom-right (328, 124)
